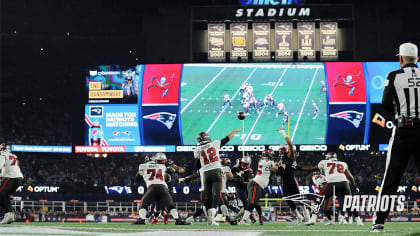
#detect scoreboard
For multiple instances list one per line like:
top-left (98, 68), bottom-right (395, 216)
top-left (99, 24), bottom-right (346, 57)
top-left (83, 62), bottom-right (398, 150)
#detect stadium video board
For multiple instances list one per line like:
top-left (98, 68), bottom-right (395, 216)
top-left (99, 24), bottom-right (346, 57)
top-left (84, 62), bottom-right (400, 147)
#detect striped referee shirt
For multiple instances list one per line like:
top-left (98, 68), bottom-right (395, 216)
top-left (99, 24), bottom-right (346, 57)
top-left (382, 63), bottom-right (420, 119)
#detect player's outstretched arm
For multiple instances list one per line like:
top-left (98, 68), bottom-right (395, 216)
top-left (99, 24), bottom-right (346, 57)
top-left (297, 165), bottom-right (319, 171)
top-left (171, 164), bottom-right (185, 174)
top-left (180, 171), bottom-right (200, 183)
top-left (227, 129), bottom-right (241, 140)
top-left (277, 126), bottom-right (295, 158)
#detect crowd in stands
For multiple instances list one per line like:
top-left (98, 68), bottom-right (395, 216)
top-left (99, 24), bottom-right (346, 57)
top-left (17, 151), bottom-right (420, 194)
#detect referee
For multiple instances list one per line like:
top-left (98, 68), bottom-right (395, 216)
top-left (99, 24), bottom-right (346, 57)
top-left (371, 42), bottom-right (420, 232)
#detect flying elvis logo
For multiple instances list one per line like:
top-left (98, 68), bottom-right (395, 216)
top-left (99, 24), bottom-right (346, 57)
top-left (90, 106), bottom-right (103, 117)
top-left (143, 112), bottom-right (176, 129)
top-left (330, 111), bottom-right (364, 128)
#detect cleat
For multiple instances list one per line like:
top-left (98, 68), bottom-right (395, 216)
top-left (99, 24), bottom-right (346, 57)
top-left (175, 218), bottom-right (190, 225)
top-left (185, 216), bottom-right (194, 225)
top-left (355, 216), bottom-right (364, 226)
top-left (132, 218), bottom-right (146, 225)
top-left (250, 215), bottom-right (256, 224)
top-left (259, 216), bottom-right (264, 225)
top-left (150, 218), bottom-right (158, 225)
top-left (370, 224), bottom-right (384, 232)
top-left (338, 215), bottom-right (347, 224)
top-left (163, 212), bottom-right (168, 224)
top-left (296, 214), bottom-right (304, 225)
top-left (0, 212), bottom-right (15, 224)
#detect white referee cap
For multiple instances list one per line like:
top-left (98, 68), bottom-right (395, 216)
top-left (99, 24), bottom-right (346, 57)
top-left (396, 42), bottom-right (418, 57)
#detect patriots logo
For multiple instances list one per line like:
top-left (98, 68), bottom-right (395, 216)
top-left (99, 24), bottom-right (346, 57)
top-left (322, 24), bottom-right (336, 30)
top-left (330, 111), bottom-right (364, 128)
top-left (143, 112), bottom-right (176, 129)
top-left (255, 24), bottom-right (268, 31)
top-left (278, 24), bottom-right (291, 31)
top-left (209, 25), bottom-right (224, 31)
top-left (300, 24), bottom-right (313, 30)
top-left (147, 73), bottom-right (175, 97)
top-left (232, 25), bottom-right (245, 31)
top-left (90, 106), bottom-right (103, 117)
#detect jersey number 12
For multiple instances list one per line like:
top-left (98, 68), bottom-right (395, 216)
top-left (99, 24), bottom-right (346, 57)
top-left (201, 147), bottom-right (219, 165)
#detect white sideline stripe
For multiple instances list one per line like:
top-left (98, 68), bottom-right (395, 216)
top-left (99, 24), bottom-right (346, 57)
top-left (184, 63), bottom-right (324, 69)
top-left (244, 68), bottom-right (288, 145)
top-left (291, 68), bottom-right (319, 142)
top-left (181, 66), bottom-right (227, 114)
top-left (206, 68), bottom-right (258, 134)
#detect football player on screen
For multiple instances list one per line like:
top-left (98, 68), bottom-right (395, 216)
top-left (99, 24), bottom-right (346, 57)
top-left (276, 102), bottom-right (286, 118)
top-left (313, 102), bottom-right (319, 119)
top-left (263, 94), bottom-right (276, 109)
top-left (222, 92), bottom-right (233, 109)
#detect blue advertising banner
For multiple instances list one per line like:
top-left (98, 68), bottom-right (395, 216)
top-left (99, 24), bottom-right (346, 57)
top-left (363, 62), bottom-right (400, 104)
top-left (12, 145), bottom-right (72, 153)
top-left (124, 145), bottom-right (176, 152)
top-left (327, 104), bottom-right (366, 144)
top-left (84, 104), bottom-right (141, 146)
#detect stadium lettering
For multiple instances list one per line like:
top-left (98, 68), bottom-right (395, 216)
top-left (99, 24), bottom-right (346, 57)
top-left (238, 145), bottom-right (265, 151)
top-left (345, 144), bottom-right (370, 151)
top-left (235, 8), bottom-right (310, 17)
top-left (299, 145), bottom-right (327, 151)
top-left (343, 195), bottom-right (405, 212)
top-left (34, 186), bottom-right (60, 193)
top-left (239, 0), bottom-right (305, 6)
top-left (75, 146), bottom-right (99, 153)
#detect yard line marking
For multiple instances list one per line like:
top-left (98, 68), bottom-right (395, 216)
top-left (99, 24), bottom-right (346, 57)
top-left (206, 68), bottom-right (258, 134)
top-left (291, 68), bottom-right (319, 142)
top-left (244, 68), bottom-right (288, 145)
top-left (181, 66), bottom-right (227, 114)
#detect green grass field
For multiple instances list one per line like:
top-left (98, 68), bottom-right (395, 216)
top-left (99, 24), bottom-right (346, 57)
top-left (180, 63), bottom-right (327, 145)
top-left (3, 222), bottom-right (420, 235)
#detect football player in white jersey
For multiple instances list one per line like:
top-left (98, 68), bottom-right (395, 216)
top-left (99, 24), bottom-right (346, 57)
top-left (239, 150), bottom-right (278, 225)
top-left (300, 152), bottom-right (362, 226)
top-left (0, 144), bottom-right (24, 224)
top-left (263, 94), bottom-right (275, 109)
top-left (134, 153), bottom-right (188, 225)
top-left (276, 102), bottom-right (286, 117)
top-left (222, 92), bottom-right (232, 109)
top-left (194, 129), bottom-right (240, 226)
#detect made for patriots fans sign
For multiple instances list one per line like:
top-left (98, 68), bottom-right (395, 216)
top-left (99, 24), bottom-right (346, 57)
top-left (253, 23), bottom-right (270, 61)
top-left (230, 23), bottom-right (248, 61)
top-left (208, 24), bottom-right (226, 61)
top-left (320, 22), bottom-right (338, 60)
top-left (275, 23), bottom-right (293, 61)
top-left (297, 22), bottom-right (315, 60)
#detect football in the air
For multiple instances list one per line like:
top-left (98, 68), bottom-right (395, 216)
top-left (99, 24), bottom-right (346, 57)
top-left (237, 112), bottom-right (246, 120)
